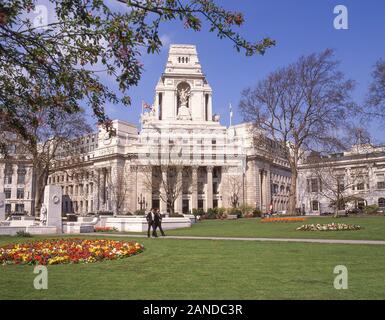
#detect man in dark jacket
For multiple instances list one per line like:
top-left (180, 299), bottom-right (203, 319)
top-left (146, 208), bottom-right (156, 238)
top-left (153, 208), bottom-right (166, 237)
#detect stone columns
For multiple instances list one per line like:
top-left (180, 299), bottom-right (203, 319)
top-left (264, 170), bottom-right (271, 211)
top-left (175, 168), bottom-right (183, 214)
top-left (106, 167), bottom-right (112, 211)
top-left (0, 192), bottom-right (5, 221)
top-left (96, 169), bottom-right (101, 212)
top-left (144, 166), bottom-right (152, 212)
top-left (205, 166), bottom-right (213, 211)
top-left (128, 165), bottom-right (137, 213)
top-left (191, 166), bottom-right (198, 211)
top-left (260, 169), bottom-right (265, 212)
top-left (160, 168), bottom-right (167, 213)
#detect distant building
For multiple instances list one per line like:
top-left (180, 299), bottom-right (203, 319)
top-left (298, 144), bottom-right (385, 214)
top-left (1, 44), bottom-right (291, 216)
top-left (0, 145), bottom-right (34, 215)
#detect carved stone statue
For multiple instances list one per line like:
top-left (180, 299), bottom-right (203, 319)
top-left (40, 204), bottom-right (47, 226)
top-left (178, 87), bottom-right (190, 106)
top-left (177, 85), bottom-right (192, 120)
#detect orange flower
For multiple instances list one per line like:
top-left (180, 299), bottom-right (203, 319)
top-left (261, 217), bottom-right (306, 223)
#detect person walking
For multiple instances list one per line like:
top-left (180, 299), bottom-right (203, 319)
top-left (146, 208), bottom-right (156, 238)
top-left (154, 208), bottom-right (166, 237)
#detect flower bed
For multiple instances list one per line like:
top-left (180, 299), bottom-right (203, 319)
top-left (261, 217), bottom-right (306, 223)
top-left (296, 223), bottom-right (361, 231)
top-left (94, 226), bottom-right (118, 232)
top-left (0, 238), bottom-right (144, 265)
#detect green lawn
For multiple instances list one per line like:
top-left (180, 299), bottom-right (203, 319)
top-left (1, 235), bottom-right (385, 299)
top-left (158, 216), bottom-right (385, 240)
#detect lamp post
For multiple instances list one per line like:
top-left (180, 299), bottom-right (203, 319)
top-left (138, 193), bottom-right (147, 211)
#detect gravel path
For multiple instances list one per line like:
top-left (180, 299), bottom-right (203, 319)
top-left (87, 233), bottom-right (385, 245)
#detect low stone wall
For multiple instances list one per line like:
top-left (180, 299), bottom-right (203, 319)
top-left (0, 226), bottom-right (58, 235)
top-left (105, 217), bottom-right (192, 232)
top-left (63, 223), bottom-right (95, 234)
top-left (0, 226), bottom-right (26, 236)
top-left (27, 226), bottom-right (58, 235)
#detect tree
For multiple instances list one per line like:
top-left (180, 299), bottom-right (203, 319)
top-left (364, 59), bottom-right (385, 119)
top-left (139, 139), bottom-right (192, 215)
top-left (0, 0), bottom-right (275, 152)
top-left (108, 169), bottom-right (130, 215)
top-left (306, 156), bottom-right (367, 217)
top-left (239, 49), bottom-right (355, 214)
top-left (225, 172), bottom-right (242, 208)
top-left (141, 163), bottom-right (190, 215)
top-left (0, 109), bottom-right (91, 216)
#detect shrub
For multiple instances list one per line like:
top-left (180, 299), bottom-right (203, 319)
top-left (252, 208), bottom-right (262, 217)
top-left (215, 207), bottom-right (227, 220)
top-left (15, 231), bottom-right (32, 238)
top-left (228, 207), bottom-right (243, 218)
top-left (169, 213), bottom-right (184, 218)
top-left (239, 204), bottom-right (253, 216)
top-left (205, 208), bottom-right (217, 219)
top-left (134, 209), bottom-right (146, 215)
top-left (364, 205), bottom-right (379, 215)
top-left (97, 211), bottom-right (114, 216)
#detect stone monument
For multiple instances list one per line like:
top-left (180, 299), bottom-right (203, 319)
top-left (0, 192), bottom-right (5, 221)
top-left (43, 185), bottom-right (63, 233)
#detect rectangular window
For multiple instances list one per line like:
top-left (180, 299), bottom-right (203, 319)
top-left (158, 92), bottom-right (163, 120)
top-left (16, 188), bottom-right (24, 199)
top-left (15, 204), bottom-right (24, 213)
top-left (377, 174), bottom-right (385, 189)
top-left (4, 164), bottom-right (12, 184)
top-left (5, 204), bottom-right (11, 214)
top-left (311, 179), bottom-right (319, 193)
top-left (377, 181), bottom-right (385, 189)
top-left (205, 94), bottom-right (209, 121)
top-left (213, 182), bottom-right (219, 194)
top-left (4, 188), bottom-right (11, 199)
top-left (357, 182), bottom-right (365, 191)
top-left (17, 165), bottom-right (26, 184)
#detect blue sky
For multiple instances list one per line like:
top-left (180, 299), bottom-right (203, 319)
top-left (40, 0), bottom-right (385, 142)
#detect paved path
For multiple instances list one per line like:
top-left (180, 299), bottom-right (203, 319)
top-left (88, 233), bottom-right (385, 245)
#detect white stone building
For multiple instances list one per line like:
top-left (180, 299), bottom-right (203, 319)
top-left (0, 155), bottom-right (34, 215)
top-left (297, 144), bottom-right (385, 214)
top-left (1, 44), bottom-right (292, 216)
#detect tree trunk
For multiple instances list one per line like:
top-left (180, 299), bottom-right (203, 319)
top-left (288, 169), bottom-right (298, 215)
top-left (33, 166), bottom-right (49, 217)
top-left (169, 199), bottom-right (175, 215)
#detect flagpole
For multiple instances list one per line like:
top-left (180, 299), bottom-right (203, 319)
top-left (140, 100), bottom-right (144, 131)
top-left (229, 102), bottom-right (233, 127)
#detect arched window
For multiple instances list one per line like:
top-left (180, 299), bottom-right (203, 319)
top-left (379, 198), bottom-right (385, 208)
top-left (182, 57), bottom-right (185, 63)
top-left (185, 57), bottom-right (189, 63)
top-left (178, 57), bottom-right (181, 63)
